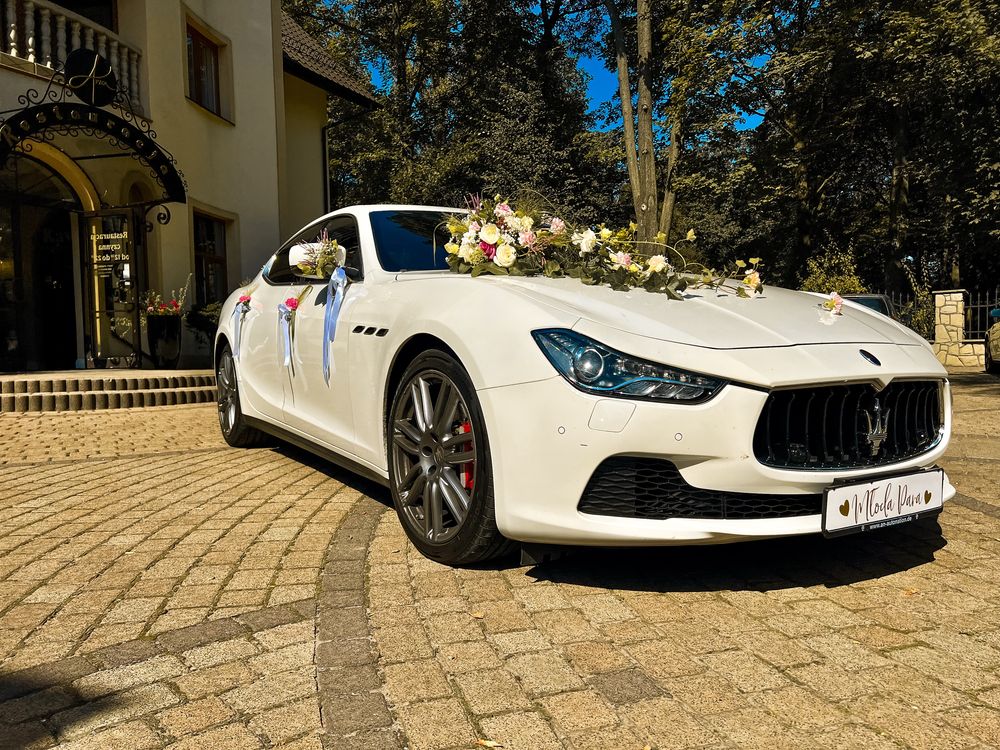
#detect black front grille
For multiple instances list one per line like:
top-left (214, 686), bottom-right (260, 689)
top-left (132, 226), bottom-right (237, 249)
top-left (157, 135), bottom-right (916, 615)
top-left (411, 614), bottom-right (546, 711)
top-left (577, 457), bottom-right (822, 520)
top-left (753, 380), bottom-right (943, 470)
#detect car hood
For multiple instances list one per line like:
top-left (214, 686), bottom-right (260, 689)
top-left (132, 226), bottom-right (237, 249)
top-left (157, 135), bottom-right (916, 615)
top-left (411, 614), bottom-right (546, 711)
top-left (495, 276), bottom-right (919, 349)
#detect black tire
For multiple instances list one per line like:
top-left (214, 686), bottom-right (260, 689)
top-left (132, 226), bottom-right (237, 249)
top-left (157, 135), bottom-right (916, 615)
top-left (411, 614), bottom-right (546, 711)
top-left (216, 344), bottom-right (270, 448)
top-left (387, 349), bottom-right (514, 565)
top-left (987, 338), bottom-right (999, 374)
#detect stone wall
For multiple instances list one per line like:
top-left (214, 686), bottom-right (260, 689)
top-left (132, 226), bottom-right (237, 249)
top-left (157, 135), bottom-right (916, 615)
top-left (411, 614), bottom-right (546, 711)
top-left (932, 290), bottom-right (985, 368)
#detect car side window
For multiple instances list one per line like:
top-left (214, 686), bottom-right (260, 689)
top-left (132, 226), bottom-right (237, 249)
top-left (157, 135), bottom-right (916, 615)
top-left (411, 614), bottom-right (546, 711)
top-left (263, 216), bottom-right (362, 286)
top-left (319, 216), bottom-right (362, 277)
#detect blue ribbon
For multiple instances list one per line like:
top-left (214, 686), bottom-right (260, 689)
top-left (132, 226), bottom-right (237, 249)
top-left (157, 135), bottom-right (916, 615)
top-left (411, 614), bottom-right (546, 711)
top-left (278, 303), bottom-right (293, 368)
top-left (322, 267), bottom-right (348, 385)
top-left (231, 304), bottom-right (245, 361)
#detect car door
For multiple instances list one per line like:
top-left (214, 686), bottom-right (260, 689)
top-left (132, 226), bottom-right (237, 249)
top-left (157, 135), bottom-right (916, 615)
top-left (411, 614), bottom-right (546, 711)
top-left (236, 236), bottom-right (311, 421)
top-left (282, 214), bottom-right (363, 453)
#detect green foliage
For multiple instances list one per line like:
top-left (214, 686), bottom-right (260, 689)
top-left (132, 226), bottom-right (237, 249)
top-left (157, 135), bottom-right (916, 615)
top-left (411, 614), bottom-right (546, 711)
top-left (800, 249), bottom-right (868, 296)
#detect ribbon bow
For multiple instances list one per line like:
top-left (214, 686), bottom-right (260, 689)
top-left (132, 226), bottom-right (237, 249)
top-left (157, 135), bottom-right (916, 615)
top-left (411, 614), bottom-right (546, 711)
top-left (322, 267), bottom-right (348, 385)
top-left (277, 302), bottom-right (294, 368)
top-left (231, 304), bottom-right (248, 360)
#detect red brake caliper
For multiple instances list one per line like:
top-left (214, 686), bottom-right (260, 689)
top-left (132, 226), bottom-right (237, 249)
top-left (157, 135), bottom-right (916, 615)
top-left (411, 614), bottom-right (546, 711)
top-left (458, 421), bottom-right (474, 491)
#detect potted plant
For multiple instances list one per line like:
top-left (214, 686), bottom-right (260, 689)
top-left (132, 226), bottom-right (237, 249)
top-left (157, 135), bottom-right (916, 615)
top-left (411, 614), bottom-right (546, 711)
top-left (142, 276), bottom-right (189, 369)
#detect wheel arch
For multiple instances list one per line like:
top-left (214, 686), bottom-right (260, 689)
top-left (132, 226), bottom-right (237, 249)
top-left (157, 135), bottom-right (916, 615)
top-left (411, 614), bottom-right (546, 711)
top-left (383, 333), bottom-right (461, 437)
top-left (214, 333), bottom-right (231, 370)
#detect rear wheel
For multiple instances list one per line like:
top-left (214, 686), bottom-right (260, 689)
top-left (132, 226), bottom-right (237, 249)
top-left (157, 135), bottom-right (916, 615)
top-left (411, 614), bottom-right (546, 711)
top-left (217, 345), bottom-right (269, 448)
top-left (987, 338), bottom-right (999, 374)
top-left (387, 350), bottom-right (513, 565)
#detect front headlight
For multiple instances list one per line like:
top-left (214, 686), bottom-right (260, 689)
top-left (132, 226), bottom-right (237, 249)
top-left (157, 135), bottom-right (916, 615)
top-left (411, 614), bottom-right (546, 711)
top-left (532, 328), bottom-right (725, 403)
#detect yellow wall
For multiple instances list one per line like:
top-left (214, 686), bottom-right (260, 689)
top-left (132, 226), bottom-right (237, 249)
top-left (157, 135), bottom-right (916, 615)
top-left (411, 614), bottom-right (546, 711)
top-left (281, 72), bottom-right (328, 240)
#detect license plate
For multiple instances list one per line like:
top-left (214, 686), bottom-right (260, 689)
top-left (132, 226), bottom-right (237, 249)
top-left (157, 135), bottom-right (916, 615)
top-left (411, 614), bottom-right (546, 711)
top-left (822, 469), bottom-right (944, 537)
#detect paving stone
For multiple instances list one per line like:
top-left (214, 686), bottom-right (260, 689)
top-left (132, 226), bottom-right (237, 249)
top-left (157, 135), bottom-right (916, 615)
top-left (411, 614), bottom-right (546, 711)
top-left (453, 668), bottom-right (532, 715)
top-left (156, 695), bottom-right (235, 737)
top-left (382, 659), bottom-right (451, 705)
top-left (396, 697), bottom-right (477, 750)
top-left (478, 711), bottom-right (563, 750)
top-left (588, 668), bottom-right (665, 705)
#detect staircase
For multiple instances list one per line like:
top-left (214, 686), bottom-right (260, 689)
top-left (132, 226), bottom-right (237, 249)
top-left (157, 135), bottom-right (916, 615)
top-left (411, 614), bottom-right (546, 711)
top-left (0, 370), bottom-right (217, 413)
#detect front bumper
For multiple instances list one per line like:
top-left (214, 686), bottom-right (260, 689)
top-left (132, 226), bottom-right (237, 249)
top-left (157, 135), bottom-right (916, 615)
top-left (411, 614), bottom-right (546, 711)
top-left (477, 375), bottom-right (954, 545)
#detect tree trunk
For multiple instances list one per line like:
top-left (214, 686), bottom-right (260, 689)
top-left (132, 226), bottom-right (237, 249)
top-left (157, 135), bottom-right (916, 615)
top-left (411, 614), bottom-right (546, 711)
top-left (604, 0), bottom-right (643, 223)
top-left (793, 138), bottom-right (816, 275)
top-left (887, 104), bottom-right (909, 287)
top-left (634, 0), bottom-right (658, 245)
top-left (658, 115), bottom-right (681, 239)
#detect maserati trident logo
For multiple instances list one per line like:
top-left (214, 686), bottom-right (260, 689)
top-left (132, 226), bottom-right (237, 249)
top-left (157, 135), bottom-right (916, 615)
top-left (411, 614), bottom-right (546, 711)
top-left (863, 399), bottom-right (890, 456)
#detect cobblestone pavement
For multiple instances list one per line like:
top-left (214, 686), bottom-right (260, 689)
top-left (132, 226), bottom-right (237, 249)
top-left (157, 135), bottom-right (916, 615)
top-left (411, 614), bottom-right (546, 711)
top-left (0, 375), bottom-right (999, 749)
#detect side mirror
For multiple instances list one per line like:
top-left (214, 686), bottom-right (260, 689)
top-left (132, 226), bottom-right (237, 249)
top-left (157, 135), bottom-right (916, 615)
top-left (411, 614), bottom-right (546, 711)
top-left (990, 309), bottom-right (1000, 320)
top-left (343, 266), bottom-right (363, 283)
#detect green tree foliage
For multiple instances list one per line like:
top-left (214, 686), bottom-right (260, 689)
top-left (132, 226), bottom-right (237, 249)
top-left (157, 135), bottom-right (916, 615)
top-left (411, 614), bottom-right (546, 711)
top-left (285, 0), bottom-right (1000, 294)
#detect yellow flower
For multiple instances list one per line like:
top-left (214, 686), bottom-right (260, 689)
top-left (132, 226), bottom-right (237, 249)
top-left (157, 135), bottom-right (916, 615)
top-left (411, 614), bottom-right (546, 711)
top-left (445, 242), bottom-right (460, 255)
top-left (654, 231), bottom-right (667, 244)
top-left (600, 227), bottom-right (613, 240)
top-left (749, 257), bottom-right (761, 265)
top-left (686, 228), bottom-right (697, 241)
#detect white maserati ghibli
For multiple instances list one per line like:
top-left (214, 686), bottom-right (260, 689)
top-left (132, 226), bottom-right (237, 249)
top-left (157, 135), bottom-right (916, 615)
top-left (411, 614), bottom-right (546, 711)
top-left (215, 205), bottom-right (954, 564)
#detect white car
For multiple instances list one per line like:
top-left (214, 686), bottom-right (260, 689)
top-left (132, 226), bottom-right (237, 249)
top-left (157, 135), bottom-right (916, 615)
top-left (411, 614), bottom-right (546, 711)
top-left (215, 205), bottom-right (954, 564)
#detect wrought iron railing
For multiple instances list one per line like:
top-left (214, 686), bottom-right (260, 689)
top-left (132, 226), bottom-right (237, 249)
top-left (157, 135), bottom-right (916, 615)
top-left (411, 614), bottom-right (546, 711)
top-left (1, 0), bottom-right (142, 105)
top-left (966, 289), bottom-right (1000, 341)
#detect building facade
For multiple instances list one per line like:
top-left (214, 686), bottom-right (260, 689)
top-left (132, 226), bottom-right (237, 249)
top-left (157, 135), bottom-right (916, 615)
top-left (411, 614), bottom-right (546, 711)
top-left (0, 0), bottom-right (371, 372)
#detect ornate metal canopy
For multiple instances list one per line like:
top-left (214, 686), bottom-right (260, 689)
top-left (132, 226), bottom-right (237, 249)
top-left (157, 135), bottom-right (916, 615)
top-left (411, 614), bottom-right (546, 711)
top-left (0, 49), bottom-right (187, 210)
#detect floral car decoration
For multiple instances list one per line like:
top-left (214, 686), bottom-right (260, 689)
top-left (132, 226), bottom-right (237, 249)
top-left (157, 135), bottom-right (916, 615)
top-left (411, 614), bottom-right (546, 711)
top-left (443, 195), bottom-right (764, 300)
top-left (294, 229), bottom-right (343, 279)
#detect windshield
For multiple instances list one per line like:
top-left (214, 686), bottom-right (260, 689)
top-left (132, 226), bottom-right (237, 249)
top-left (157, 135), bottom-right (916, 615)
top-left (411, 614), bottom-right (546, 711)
top-left (849, 297), bottom-right (890, 316)
top-left (370, 210), bottom-right (456, 272)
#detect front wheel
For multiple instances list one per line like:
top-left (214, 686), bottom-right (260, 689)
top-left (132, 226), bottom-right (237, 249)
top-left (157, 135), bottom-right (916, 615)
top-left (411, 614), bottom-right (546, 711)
top-left (387, 350), bottom-right (513, 565)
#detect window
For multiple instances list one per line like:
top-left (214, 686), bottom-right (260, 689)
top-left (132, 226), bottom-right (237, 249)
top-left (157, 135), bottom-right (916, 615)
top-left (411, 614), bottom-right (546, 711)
top-left (61, 1), bottom-right (117, 32)
top-left (369, 210), bottom-right (454, 272)
top-left (186, 25), bottom-right (221, 114)
top-left (264, 216), bottom-right (362, 286)
top-left (193, 213), bottom-right (228, 305)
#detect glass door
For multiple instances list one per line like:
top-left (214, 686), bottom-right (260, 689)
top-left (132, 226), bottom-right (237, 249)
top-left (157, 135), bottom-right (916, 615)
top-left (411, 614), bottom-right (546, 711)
top-left (81, 211), bottom-right (140, 367)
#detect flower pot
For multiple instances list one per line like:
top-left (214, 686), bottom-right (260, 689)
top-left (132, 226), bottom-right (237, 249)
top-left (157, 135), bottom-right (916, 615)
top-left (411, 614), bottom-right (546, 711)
top-left (147, 315), bottom-right (182, 369)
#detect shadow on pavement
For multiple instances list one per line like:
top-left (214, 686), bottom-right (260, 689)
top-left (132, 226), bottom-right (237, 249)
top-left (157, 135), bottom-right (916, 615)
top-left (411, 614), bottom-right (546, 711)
top-left (526, 516), bottom-right (946, 594)
top-left (271, 441), bottom-right (393, 508)
top-left (949, 371), bottom-right (1000, 394)
top-left (0, 670), bottom-right (129, 747)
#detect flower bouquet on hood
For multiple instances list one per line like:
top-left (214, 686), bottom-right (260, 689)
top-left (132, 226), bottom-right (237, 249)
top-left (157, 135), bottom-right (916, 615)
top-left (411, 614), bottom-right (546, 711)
top-left (442, 194), bottom-right (764, 301)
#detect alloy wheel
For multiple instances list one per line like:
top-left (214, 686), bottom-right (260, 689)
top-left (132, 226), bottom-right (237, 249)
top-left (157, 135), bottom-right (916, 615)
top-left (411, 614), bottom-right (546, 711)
top-left (217, 350), bottom-right (238, 436)
top-left (391, 369), bottom-right (478, 544)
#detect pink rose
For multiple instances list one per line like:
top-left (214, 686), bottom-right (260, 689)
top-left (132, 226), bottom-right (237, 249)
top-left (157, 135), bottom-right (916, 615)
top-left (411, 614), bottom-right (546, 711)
top-left (549, 217), bottom-right (565, 234)
top-left (519, 230), bottom-right (537, 247)
top-left (470, 221), bottom-right (481, 232)
top-left (285, 297), bottom-right (299, 311)
top-left (238, 295), bottom-right (251, 304)
top-left (494, 202), bottom-right (513, 217)
top-left (480, 241), bottom-right (497, 260)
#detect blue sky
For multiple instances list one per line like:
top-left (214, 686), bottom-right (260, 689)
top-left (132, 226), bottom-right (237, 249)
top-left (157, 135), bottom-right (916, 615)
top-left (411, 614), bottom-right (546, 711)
top-left (368, 56), bottom-right (763, 131)
top-left (578, 55), bottom-right (763, 131)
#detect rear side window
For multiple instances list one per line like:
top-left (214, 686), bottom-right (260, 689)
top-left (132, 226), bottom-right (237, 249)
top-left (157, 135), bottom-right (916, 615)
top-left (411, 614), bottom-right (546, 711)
top-left (370, 210), bottom-right (453, 272)
top-left (264, 215), bottom-right (362, 284)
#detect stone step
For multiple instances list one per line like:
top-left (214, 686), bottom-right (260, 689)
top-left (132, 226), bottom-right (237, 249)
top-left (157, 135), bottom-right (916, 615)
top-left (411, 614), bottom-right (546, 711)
top-left (1, 386), bottom-right (218, 413)
top-left (0, 373), bottom-right (215, 395)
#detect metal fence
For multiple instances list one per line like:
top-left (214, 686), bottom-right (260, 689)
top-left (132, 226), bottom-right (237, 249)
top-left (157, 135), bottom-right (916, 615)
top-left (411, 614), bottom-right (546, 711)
top-left (966, 289), bottom-right (1000, 341)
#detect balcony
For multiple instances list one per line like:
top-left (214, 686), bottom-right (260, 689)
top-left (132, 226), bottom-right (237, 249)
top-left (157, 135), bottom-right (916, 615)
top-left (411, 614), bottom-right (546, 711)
top-left (1, 0), bottom-right (142, 106)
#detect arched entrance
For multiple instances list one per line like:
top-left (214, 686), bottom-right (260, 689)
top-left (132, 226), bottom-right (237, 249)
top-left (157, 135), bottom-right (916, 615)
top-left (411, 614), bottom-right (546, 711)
top-left (0, 155), bottom-right (82, 371)
top-left (0, 52), bottom-right (187, 372)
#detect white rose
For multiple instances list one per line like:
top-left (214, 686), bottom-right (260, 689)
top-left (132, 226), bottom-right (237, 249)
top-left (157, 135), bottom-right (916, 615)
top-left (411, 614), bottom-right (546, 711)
top-left (646, 254), bottom-right (669, 274)
top-left (494, 244), bottom-right (517, 268)
top-left (479, 223), bottom-right (501, 245)
top-left (572, 229), bottom-right (597, 254)
top-left (459, 241), bottom-right (476, 262)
